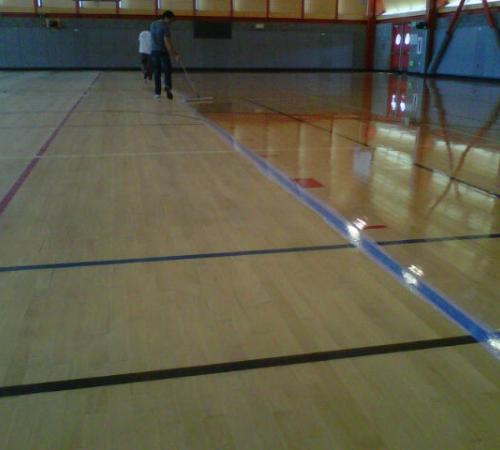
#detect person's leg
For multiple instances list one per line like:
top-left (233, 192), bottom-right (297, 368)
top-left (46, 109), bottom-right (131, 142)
top-left (141, 53), bottom-right (152, 80)
top-left (162, 52), bottom-right (173, 99)
top-left (151, 51), bottom-right (161, 96)
top-left (139, 53), bottom-right (146, 78)
top-left (146, 55), bottom-right (153, 80)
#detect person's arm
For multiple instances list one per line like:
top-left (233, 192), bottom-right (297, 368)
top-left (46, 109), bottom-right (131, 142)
top-left (164, 36), bottom-right (180, 62)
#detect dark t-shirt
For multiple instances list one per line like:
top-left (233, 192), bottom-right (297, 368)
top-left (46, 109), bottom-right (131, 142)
top-left (150, 20), bottom-right (171, 52)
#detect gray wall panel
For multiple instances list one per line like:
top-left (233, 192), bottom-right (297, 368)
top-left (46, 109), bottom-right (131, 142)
top-left (374, 23), bottom-right (391, 71)
top-left (0, 17), bottom-right (365, 70)
top-left (0, 28), bottom-right (22, 67)
top-left (46, 30), bottom-right (83, 68)
top-left (18, 27), bottom-right (50, 67)
top-left (375, 12), bottom-right (499, 79)
top-left (433, 12), bottom-right (500, 78)
top-left (2, 13), bottom-right (496, 77)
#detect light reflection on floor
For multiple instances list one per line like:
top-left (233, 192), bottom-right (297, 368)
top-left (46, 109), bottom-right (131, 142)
top-left (178, 72), bottom-right (500, 327)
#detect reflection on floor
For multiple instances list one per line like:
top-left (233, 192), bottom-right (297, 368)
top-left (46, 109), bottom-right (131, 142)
top-left (0, 71), bottom-right (498, 450)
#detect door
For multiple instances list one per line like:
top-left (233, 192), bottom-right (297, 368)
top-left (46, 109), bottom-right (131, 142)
top-left (390, 23), bottom-right (411, 71)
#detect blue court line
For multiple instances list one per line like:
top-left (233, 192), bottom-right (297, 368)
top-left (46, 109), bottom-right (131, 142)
top-left (414, 163), bottom-right (500, 199)
top-left (192, 108), bottom-right (500, 359)
top-left (0, 233), bottom-right (498, 275)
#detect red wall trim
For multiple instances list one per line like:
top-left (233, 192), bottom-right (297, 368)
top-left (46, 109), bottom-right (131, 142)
top-left (365, 0), bottom-right (376, 70)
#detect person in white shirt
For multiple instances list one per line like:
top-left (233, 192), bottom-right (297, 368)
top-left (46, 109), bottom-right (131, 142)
top-left (138, 30), bottom-right (153, 81)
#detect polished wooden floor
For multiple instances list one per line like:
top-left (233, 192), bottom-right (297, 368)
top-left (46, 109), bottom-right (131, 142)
top-left (0, 71), bottom-right (498, 449)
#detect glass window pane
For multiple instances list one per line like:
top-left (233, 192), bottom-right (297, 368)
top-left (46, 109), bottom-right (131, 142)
top-left (382, 0), bottom-right (426, 16)
top-left (41, 0), bottom-right (76, 12)
top-left (338, 0), bottom-right (366, 20)
top-left (159, 0), bottom-right (193, 15)
top-left (0, 0), bottom-right (34, 12)
top-left (121, 0), bottom-right (155, 14)
top-left (305, 0), bottom-right (336, 19)
top-left (80, 0), bottom-right (117, 14)
top-left (196, 0), bottom-right (230, 16)
top-left (234, 0), bottom-right (266, 17)
top-left (269, 0), bottom-right (301, 18)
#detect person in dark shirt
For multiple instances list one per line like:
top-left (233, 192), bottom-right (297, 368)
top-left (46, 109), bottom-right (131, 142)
top-left (150, 10), bottom-right (181, 100)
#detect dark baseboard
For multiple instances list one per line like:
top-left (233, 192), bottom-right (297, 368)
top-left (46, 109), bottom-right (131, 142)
top-left (1, 67), bottom-right (498, 82)
top-left (0, 67), bottom-right (367, 72)
top-left (372, 69), bottom-right (500, 83)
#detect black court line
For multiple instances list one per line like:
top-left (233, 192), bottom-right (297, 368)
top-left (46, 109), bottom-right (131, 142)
top-left (244, 98), bottom-right (500, 199)
top-left (0, 234), bottom-right (498, 274)
top-left (414, 163), bottom-right (500, 198)
top-left (378, 233), bottom-right (500, 246)
top-left (0, 335), bottom-right (477, 398)
top-left (0, 244), bottom-right (352, 273)
top-left (245, 98), bottom-right (334, 134)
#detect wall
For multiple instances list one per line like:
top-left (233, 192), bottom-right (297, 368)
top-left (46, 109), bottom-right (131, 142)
top-left (0, 17), bottom-right (366, 69)
top-left (433, 12), bottom-right (500, 78)
top-left (374, 22), bottom-right (392, 71)
top-left (374, 11), bottom-right (500, 79)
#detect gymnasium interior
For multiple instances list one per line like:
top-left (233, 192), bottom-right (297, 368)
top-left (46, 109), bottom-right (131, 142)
top-left (0, 0), bottom-right (499, 449)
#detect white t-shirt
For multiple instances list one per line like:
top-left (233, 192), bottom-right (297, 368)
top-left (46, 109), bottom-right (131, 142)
top-left (138, 30), bottom-right (152, 55)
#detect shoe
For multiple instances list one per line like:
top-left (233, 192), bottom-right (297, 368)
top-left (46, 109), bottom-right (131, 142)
top-left (154, 94), bottom-right (160, 100)
top-left (166, 89), bottom-right (173, 100)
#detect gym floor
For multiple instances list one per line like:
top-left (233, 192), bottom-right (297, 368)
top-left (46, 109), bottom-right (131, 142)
top-left (0, 70), bottom-right (498, 449)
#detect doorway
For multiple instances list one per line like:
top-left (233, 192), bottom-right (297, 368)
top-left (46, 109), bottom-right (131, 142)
top-left (390, 23), bottom-right (411, 71)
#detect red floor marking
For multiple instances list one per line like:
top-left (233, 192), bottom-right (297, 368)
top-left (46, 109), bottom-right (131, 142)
top-left (364, 224), bottom-right (388, 230)
top-left (0, 73), bottom-right (100, 217)
top-left (292, 178), bottom-right (324, 188)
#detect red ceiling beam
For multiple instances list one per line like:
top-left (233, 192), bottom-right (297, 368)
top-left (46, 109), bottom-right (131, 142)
top-left (428, 0), bottom-right (466, 73)
top-left (482, 0), bottom-right (496, 27)
top-left (482, 0), bottom-right (499, 31)
top-left (365, 0), bottom-right (376, 70)
top-left (481, 0), bottom-right (500, 48)
top-left (375, 0), bottom-right (385, 15)
top-left (424, 0), bottom-right (437, 72)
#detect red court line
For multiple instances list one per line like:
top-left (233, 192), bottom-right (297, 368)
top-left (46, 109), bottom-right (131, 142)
top-left (0, 73), bottom-right (100, 217)
top-left (364, 224), bottom-right (388, 230)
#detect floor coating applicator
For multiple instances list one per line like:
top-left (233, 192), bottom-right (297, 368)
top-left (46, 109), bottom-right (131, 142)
top-left (179, 60), bottom-right (214, 104)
